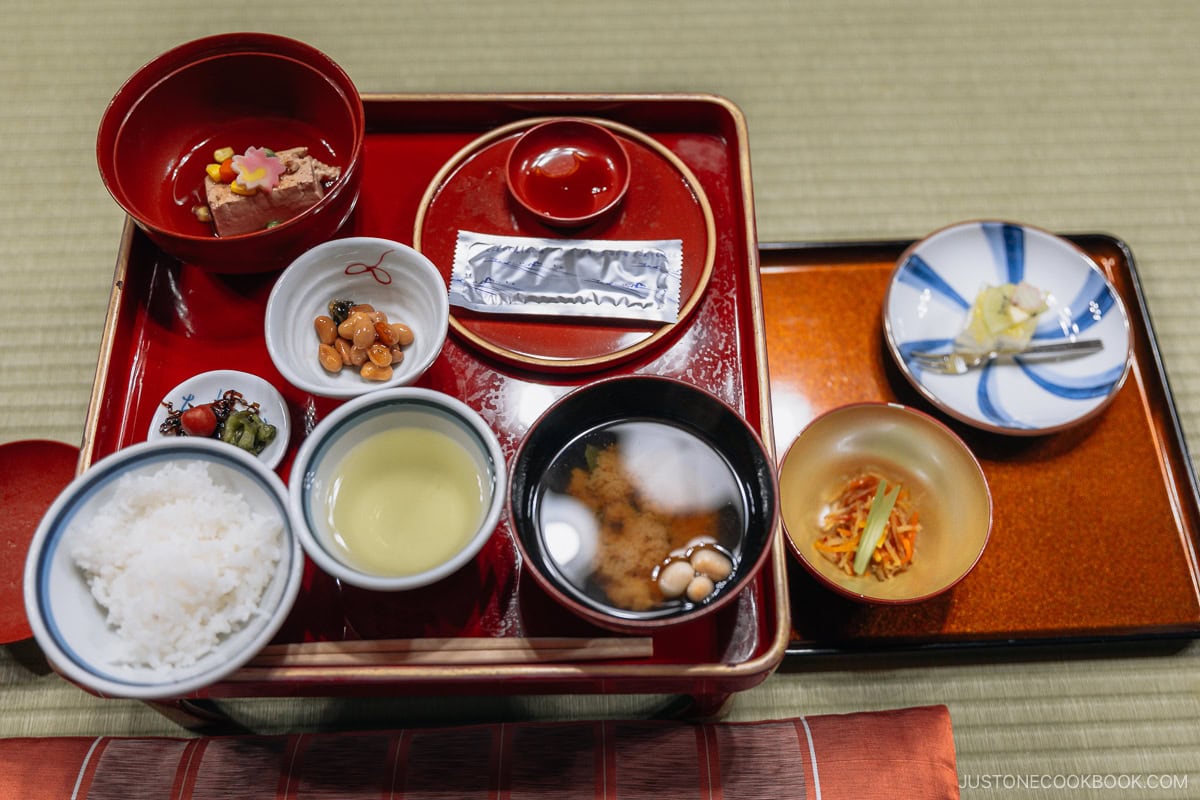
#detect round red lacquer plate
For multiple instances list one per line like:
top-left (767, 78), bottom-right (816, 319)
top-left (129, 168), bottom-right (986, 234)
top-left (1, 439), bottom-right (79, 643)
top-left (414, 117), bottom-right (715, 372)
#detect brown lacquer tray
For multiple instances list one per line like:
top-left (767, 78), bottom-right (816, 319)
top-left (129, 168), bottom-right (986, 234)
top-left (761, 237), bottom-right (1200, 655)
top-left (82, 94), bottom-right (788, 708)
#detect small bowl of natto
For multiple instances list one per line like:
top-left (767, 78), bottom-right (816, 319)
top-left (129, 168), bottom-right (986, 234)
top-left (288, 388), bottom-right (506, 592)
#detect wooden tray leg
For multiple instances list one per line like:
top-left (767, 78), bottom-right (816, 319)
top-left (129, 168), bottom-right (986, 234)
top-left (143, 699), bottom-right (250, 735)
top-left (655, 691), bottom-right (735, 720)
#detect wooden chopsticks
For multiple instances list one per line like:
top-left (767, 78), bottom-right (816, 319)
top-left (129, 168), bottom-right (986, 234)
top-left (246, 636), bottom-right (654, 668)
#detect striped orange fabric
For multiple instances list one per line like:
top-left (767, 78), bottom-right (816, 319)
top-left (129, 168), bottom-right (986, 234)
top-left (0, 705), bottom-right (957, 799)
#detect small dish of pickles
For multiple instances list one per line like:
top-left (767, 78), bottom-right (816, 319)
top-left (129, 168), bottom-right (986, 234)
top-left (147, 370), bottom-right (290, 469)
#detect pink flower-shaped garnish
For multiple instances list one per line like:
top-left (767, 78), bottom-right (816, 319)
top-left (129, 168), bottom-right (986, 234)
top-left (232, 147), bottom-right (285, 193)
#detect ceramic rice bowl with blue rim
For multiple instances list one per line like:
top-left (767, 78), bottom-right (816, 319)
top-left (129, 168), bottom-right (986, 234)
top-left (884, 221), bottom-right (1131, 435)
top-left (22, 438), bottom-right (303, 700)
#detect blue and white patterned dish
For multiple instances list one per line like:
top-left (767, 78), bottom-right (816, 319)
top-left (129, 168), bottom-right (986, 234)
top-left (147, 370), bottom-right (291, 469)
top-left (883, 221), bottom-right (1131, 435)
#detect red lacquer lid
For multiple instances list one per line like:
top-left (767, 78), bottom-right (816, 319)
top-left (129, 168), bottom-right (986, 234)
top-left (1, 439), bottom-right (79, 643)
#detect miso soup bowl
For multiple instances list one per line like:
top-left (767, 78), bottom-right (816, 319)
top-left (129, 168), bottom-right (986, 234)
top-left (288, 388), bottom-right (506, 592)
top-left (509, 376), bottom-right (779, 632)
top-left (779, 403), bottom-right (992, 604)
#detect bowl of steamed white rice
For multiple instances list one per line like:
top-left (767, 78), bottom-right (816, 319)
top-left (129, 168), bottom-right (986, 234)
top-left (22, 437), bottom-right (303, 700)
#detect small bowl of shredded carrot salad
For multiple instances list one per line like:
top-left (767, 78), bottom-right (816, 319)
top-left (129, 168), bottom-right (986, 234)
top-left (779, 403), bottom-right (991, 604)
top-left (814, 471), bottom-right (922, 583)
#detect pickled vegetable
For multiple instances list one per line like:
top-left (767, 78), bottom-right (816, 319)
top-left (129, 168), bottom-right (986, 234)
top-left (159, 389), bottom-right (277, 456)
top-left (328, 298), bottom-right (356, 326)
top-left (221, 410), bottom-right (277, 455)
top-left (955, 281), bottom-right (1048, 352)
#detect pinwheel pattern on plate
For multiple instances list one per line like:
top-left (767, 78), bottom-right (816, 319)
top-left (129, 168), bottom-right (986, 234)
top-left (884, 221), bottom-right (1131, 435)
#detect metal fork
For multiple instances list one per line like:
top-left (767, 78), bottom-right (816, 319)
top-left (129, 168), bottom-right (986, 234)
top-left (909, 338), bottom-right (1104, 375)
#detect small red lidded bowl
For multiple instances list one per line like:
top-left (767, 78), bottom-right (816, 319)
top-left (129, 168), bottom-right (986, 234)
top-left (505, 118), bottom-right (631, 227)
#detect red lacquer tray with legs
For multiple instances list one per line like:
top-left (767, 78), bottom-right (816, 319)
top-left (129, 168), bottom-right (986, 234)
top-left (81, 94), bottom-right (789, 713)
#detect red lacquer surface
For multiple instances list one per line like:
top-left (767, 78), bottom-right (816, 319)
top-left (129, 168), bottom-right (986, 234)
top-left (1, 440), bottom-right (80, 644)
top-left (762, 237), bottom-right (1200, 652)
top-left (415, 117), bottom-right (715, 370)
top-left (82, 94), bottom-right (786, 700)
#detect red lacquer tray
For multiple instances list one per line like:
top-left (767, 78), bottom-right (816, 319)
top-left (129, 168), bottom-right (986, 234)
top-left (81, 94), bottom-right (788, 709)
top-left (761, 236), bottom-right (1200, 655)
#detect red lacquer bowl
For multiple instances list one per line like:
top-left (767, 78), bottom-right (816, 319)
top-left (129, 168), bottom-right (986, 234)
top-left (505, 119), bottom-right (631, 227)
top-left (96, 33), bottom-right (365, 273)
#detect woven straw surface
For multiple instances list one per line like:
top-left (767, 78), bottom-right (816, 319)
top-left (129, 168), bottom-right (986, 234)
top-left (2, 2), bottom-right (1197, 796)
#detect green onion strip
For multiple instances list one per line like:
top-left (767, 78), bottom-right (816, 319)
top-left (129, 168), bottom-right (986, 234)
top-left (853, 479), bottom-right (902, 576)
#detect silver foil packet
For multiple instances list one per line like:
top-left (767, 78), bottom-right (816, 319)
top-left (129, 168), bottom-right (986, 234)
top-left (449, 231), bottom-right (683, 324)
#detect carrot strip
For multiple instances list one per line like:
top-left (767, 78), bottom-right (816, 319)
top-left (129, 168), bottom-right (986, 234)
top-left (814, 539), bottom-right (858, 554)
top-left (813, 472), bottom-right (922, 581)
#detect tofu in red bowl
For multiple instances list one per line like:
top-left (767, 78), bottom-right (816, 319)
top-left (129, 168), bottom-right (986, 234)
top-left (96, 33), bottom-right (365, 273)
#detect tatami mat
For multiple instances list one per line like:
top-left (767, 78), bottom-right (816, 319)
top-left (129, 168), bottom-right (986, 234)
top-left (3, 1), bottom-right (1198, 796)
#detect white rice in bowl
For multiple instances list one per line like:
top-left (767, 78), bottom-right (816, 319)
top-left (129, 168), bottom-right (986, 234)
top-left (69, 460), bottom-right (283, 673)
